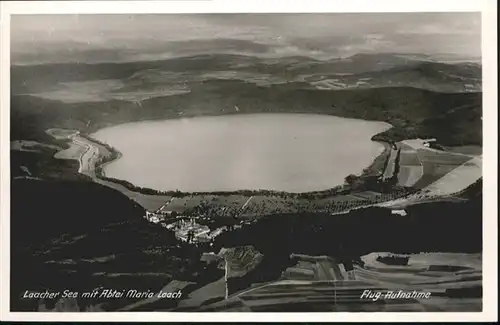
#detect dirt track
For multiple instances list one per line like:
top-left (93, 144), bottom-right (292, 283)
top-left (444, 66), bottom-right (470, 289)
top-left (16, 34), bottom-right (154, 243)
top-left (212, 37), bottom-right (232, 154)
top-left (48, 128), bottom-right (172, 211)
top-left (191, 252), bottom-right (482, 312)
top-left (47, 130), bottom-right (482, 213)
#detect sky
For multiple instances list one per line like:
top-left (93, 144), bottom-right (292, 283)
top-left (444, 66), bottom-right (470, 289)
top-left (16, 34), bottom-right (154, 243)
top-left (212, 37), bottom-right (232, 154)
top-left (10, 13), bottom-right (482, 64)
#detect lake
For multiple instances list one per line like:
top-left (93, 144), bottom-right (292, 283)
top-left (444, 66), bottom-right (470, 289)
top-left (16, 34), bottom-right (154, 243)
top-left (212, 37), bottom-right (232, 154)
top-left (92, 114), bottom-right (391, 193)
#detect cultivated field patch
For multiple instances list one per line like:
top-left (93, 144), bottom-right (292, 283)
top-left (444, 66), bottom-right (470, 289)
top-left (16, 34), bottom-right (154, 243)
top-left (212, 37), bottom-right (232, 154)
top-left (242, 196), bottom-right (303, 216)
top-left (132, 194), bottom-right (172, 212)
top-left (413, 170), bottom-right (444, 189)
top-left (349, 191), bottom-right (382, 200)
top-left (394, 144), bottom-right (476, 189)
top-left (11, 140), bottom-right (61, 153)
top-left (46, 128), bottom-right (79, 140)
top-left (54, 142), bottom-right (84, 160)
top-left (443, 145), bottom-right (482, 156)
top-left (412, 160), bottom-right (468, 189)
top-left (399, 152), bottom-right (421, 166)
top-left (210, 195), bottom-right (251, 210)
top-left (423, 157), bottom-right (482, 196)
top-left (382, 148), bottom-right (398, 180)
top-left (160, 195), bottom-right (218, 213)
top-left (397, 166), bottom-right (424, 187)
top-left (416, 149), bottom-right (470, 165)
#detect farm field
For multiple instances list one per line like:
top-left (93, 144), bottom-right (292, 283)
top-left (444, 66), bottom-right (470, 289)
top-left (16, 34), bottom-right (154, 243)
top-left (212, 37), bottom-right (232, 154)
top-left (382, 147), bottom-right (398, 180)
top-left (46, 128), bottom-right (79, 140)
top-left (54, 143), bottom-right (87, 161)
top-left (160, 195), bottom-right (220, 213)
top-left (423, 157), bottom-right (482, 197)
top-left (412, 155), bottom-right (472, 190)
top-left (152, 190), bottom-right (415, 220)
top-left (396, 140), bottom-right (479, 190)
top-left (412, 163), bottom-right (458, 189)
top-left (376, 139), bottom-right (482, 208)
top-left (443, 145), bottom-right (482, 156)
top-left (399, 144), bottom-right (422, 166)
top-left (46, 129), bottom-right (174, 211)
top-left (349, 191), bottom-right (383, 200)
top-left (11, 140), bottom-right (61, 153)
top-left (192, 252), bottom-right (481, 312)
top-left (397, 143), bottom-right (423, 187)
top-left (46, 132), bottom-right (481, 218)
top-left (282, 255), bottom-right (345, 281)
top-left (397, 166), bottom-right (424, 187)
top-left (416, 149), bottom-right (471, 165)
top-left (379, 159), bottom-right (481, 209)
top-left (242, 196), bottom-right (320, 216)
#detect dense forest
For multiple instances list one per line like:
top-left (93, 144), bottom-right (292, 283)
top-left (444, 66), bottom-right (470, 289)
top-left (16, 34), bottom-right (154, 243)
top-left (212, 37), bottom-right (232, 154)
top-left (214, 194), bottom-right (483, 257)
top-left (11, 84), bottom-right (482, 147)
top-left (11, 53), bottom-right (482, 147)
top-left (9, 53), bottom-right (483, 311)
top-left (10, 179), bottom-right (219, 311)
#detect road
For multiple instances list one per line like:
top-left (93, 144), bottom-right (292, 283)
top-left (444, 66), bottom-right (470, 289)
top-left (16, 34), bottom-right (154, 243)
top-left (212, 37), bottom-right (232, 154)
top-left (49, 129), bottom-right (482, 214)
top-left (195, 252), bottom-right (482, 312)
top-left (382, 147), bottom-right (398, 181)
top-left (156, 197), bottom-right (176, 213)
top-left (48, 128), bottom-right (172, 211)
top-left (240, 196), bottom-right (253, 211)
top-left (70, 135), bottom-right (99, 175)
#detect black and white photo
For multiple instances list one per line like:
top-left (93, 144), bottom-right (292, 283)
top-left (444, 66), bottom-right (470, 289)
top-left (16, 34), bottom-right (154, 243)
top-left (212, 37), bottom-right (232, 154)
top-left (1, 1), bottom-right (497, 322)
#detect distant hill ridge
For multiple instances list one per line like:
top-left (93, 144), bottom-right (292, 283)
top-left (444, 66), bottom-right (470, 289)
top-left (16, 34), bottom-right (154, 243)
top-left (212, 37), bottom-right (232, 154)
top-left (11, 52), bottom-right (480, 92)
top-left (10, 52), bottom-right (482, 152)
top-left (11, 84), bottom-right (481, 147)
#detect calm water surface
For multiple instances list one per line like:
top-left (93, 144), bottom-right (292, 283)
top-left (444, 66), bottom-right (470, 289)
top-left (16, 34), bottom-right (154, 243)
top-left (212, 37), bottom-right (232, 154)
top-left (92, 114), bottom-right (391, 192)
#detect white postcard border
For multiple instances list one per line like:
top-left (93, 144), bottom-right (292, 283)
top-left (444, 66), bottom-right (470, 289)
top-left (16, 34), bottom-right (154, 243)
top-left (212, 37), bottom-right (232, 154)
top-left (1, 0), bottom-right (497, 322)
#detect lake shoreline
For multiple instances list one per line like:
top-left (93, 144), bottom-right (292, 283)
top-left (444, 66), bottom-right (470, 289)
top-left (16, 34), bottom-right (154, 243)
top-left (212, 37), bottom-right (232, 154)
top-left (85, 114), bottom-right (393, 198)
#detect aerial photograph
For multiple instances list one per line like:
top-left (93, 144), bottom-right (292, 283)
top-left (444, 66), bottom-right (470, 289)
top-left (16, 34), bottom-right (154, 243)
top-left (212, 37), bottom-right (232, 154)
top-left (9, 13), bottom-right (482, 312)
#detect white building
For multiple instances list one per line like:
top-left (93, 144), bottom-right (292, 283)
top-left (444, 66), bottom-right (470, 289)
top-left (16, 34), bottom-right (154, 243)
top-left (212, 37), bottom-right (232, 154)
top-left (144, 211), bottom-right (164, 223)
top-left (391, 209), bottom-right (408, 216)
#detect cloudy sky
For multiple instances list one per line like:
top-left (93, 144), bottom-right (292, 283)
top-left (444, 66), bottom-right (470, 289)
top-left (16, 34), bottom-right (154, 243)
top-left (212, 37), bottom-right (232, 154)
top-left (11, 13), bottom-right (481, 64)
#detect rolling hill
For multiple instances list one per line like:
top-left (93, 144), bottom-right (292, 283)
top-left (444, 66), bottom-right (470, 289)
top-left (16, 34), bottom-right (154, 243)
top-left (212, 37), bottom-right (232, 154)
top-left (11, 83), bottom-right (482, 147)
top-left (9, 52), bottom-right (483, 311)
top-left (10, 179), bottom-right (216, 311)
top-left (11, 53), bottom-right (481, 94)
top-left (11, 53), bottom-right (482, 152)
